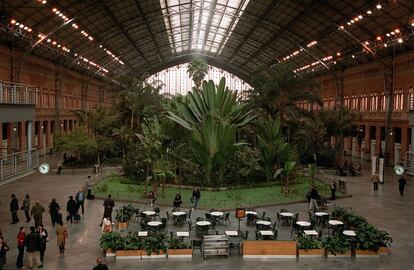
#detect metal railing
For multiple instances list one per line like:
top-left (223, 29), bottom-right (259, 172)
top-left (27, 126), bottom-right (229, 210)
top-left (0, 80), bottom-right (38, 105)
top-left (0, 150), bottom-right (38, 182)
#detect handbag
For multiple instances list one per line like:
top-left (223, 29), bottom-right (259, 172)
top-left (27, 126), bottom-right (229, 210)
top-left (63, 230), bottom-right (68, 239)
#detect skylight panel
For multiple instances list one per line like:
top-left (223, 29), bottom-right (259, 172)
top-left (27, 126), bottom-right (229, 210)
top-left (160, 0), bottom-right (250, 54)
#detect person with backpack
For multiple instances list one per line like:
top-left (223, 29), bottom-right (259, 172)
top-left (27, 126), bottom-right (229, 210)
top-left (16, 227), bottom-right (25, 269)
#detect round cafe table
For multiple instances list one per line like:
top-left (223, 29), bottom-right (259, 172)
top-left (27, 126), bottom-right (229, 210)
top-left (147, 221), bottom-right (162, 227)
top-left (172, 211), bottom-right (186, 216)
top-left (328, 220), bottom-right (344, 226)
top-left (196, 221), bottom-right (211, 226)
top-left (280, 212), bottom-right (294, 217)
top-left (296, 221), bottom-right (311, 227)
top-left (142, 211), bottom-right (156, 216)
top-left (256, 220), bottom-right (271, 226)
top-left (210, 211), bottom-right (224, 217)
top-left (315, 212), bottom-right (328, 217)
top-left (246, 211), bottom-right (257, 215)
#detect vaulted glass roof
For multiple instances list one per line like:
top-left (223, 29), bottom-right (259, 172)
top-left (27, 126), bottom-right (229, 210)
top-left (160, 0), bottom-right (250, 54)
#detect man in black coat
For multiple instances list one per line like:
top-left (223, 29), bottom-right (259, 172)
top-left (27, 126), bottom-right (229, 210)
top-left (93, 257), bottom-right (109, 270)
top-left (99, 195), bottom-right (115, 226)
top-left (10, 194), bottom-right (19, 224)
top-left (25, 226), bottom-right (42, 268)
top-left (66, 196), bottom-right (78, 223)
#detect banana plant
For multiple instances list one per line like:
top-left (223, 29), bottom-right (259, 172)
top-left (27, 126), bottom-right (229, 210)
top-left (274, 161), bottom-right (297, 196)
top-left (167, 78), bottom-right (257, 186)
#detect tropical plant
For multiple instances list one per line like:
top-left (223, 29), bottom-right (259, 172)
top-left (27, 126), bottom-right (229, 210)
top-left (187, 58), bottom-right (208, 89)
top-left (124, 232), bottom-right (144, 250)
top-left (117, 76), bottom-right (162, 130)
top-left (256, 115), bottom-right (289, 182)
top-left (249, 63), bottom-right (321, 122)
top-left (112, 126), bottom-right (132, 161)
top-left (297, 235), bottom-right (322, 251)
top-left (322, 236), bottom-right (350, 255)
top-left (274, 161), bottom-right (297, 196)
top-left (308, 163), bottom-right (318, 185)
top-left (167, 78), bottom-right (257, 186)
top-left (319, 107), bottom-right (358, 166)
top-left (99, 232), bottom-right (124, 251)
top-left (54, 127), bottom-right (97, 161)
top-left (115, 204), bottom-right (136, 223)
top-left (143, 232), bottom-right (167, 255)
top-left (296, 116), bottom-right (327, 163)
top-left (168, 237), bottom-right (191, 250)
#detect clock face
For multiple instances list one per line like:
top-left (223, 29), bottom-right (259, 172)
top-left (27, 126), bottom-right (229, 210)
top-left (394, 165), bottom-right (405, 176)
top-left (39, 163), bottom-right (50, 174)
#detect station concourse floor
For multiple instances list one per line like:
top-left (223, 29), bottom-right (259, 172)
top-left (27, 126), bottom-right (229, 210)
top-left (0, 162), bottom-right (413, 270)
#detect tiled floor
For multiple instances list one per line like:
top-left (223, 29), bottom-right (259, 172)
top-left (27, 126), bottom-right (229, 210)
top-left (0, 160), bottom-right (413, 270)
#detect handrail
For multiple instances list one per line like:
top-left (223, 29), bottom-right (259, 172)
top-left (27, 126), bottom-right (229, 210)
top-left (0, 80), bottom-right (38, 105)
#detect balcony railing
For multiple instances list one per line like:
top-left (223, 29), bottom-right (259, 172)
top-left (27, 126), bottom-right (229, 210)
top-left (0, 150), bottom-right (39, 182)
top-left (0, 80), bottom-right (38, 105)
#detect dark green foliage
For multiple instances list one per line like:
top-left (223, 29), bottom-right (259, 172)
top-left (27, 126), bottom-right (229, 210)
top-left (143, 233), bottom-right (168, 255)
top-left (99, 232), bottom-right (124, 251)
top-left (322, 236), bottom-right (350, 255)
top-left (124, 232), bottom-right (144, 250)
top-left (115, 204), bottom-right (136, 223)
top-left (297, 235), bottom-right (322, 251)
top-left (168, 237), bottom-right (191, 250)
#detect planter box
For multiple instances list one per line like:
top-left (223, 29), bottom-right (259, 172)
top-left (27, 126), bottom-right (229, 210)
top-left (167, 249), bottom-right (193, 259)
top-left (117, 222), bottom-right (128, 230)
top-left (105, 249), bottom-right (116, 257)
top-left (116, 250), bottom-right (141, 260)
top-left (378, 247), bottom-right (390, 255)
top-left (142, 250), bottom-right (167, 259)
top-left (243, 241), bottom-right (297, 259)
top-left (298, 249), bottom-right (323, 258)
top-left (356, 250), bottom-right (380, 258)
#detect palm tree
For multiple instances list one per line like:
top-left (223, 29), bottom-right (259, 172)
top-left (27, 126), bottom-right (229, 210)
top-left (256, 115), bottom-right (289, 182)
top-left (112, 126), bottom-right (132, 161)
top-left (167, 78), bottom-right (258, 186)
top-left (296, 116), bottom-right (327, 163)
top-left (117, 76), bottom-right (162, 130)
top-left (249, 63), bottom-right (321, 122)
top-left (187, 58), bottom-right (208, 89)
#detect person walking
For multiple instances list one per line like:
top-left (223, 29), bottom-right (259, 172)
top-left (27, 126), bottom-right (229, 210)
top-left (330, 179), bottom-right (337, 200)
top-left (25, 226), bottom-right (42, 268)
top-left (93, 257), bottom-right (109, 270)
top-left (191, 188), bottom-right (201, 209)
top-left (56, 221), bottom-right (67, 254)
top-left (16, 227), bottom-right (25, 269)
top-left (399, 175), bottom-right (407, 196)
top-left (173, 193), bottom-right (182, 208)
top-left (66, 196), bottom-right (78, 223)
top-left (22, 194), bottom-right (31, 222)
top-left (49, 198), bottom-right (60, 226)
top-left (37, 225), bottom-right (48, 262)
top-left (309, 186), bottom-right (320, 212)
top-left (75, 189), bottom-right (85, 215)
top-left (86, 176), bottom-right (94, 199)
top-left (100, 195), bottom-right (115, 226)
top-left (31, 201), bottom-right (45, 227)
top-left (57, 162), bottom-right (62, 175)
top-left (10, 194), bottom-right (19, 224)
top-left (371, 172), bottom-right (380, 191)
top-left (0, 237), bottom-right (10, 270)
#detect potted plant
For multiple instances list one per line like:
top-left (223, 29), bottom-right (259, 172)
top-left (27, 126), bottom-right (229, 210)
top-left (115, 204), bottom-right (135, 229)
top-left (354, 223), bottom-right (392, 257)
top-left (243, 240), bottom-right (297, 259)
top-left (322, 236), bottom-right (350, 258)
top-left (99, 232), bottom-right (124, 257)
top-left (297, 235), bottom-right (322, 258)
top-left (116, 232), bottom-right (144, 259)
top-left (167, 237), bottom-right (192, 259)
top-left (142, 233), bottom-right (168, 259)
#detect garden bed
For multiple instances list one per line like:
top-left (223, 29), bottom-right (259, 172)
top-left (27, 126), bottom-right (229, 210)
top-left (94, 174), bottom-right (345, 209)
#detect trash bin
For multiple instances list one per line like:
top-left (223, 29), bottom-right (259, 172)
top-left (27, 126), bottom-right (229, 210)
top-left (94, 164), bottom-right (100, 174)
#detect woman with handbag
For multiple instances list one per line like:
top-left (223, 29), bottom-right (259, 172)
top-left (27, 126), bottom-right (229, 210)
top-left (56, 221), bottom-right (67, 254)
top-left (37, 224), bottom-right (48, 262)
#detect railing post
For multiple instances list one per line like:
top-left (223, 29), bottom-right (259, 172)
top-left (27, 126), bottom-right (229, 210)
top-left (13, 84), bottom-right (17, 104)
top-left (25, 86), bottom-right (28, 104)
top-left (0, 81), bottom-right (3, 103)
top-left (14, 154), bottom-right (17, 176)
top-left (0, 159), bottom-right (3, 181)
